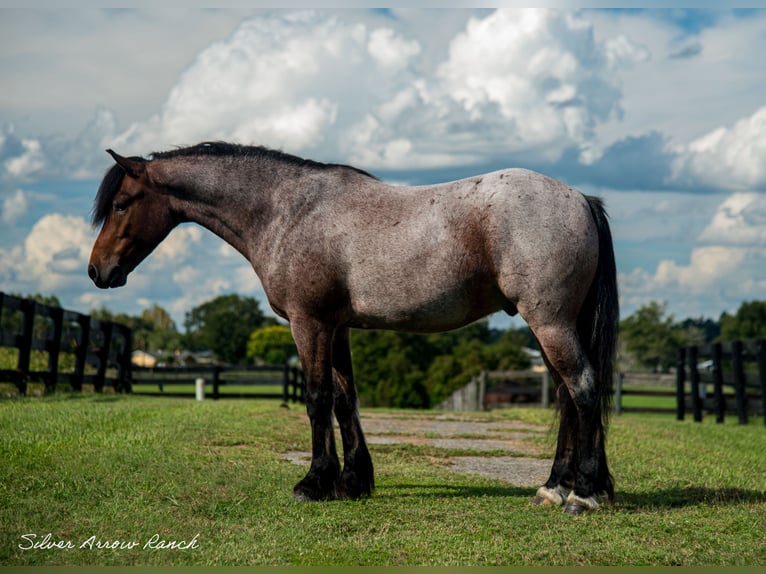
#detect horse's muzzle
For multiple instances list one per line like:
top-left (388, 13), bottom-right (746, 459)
top-left (88, 263), bottom-right (127, 289)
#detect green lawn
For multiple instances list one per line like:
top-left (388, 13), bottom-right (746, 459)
top-left (1, 395), bottom-right (764, 566)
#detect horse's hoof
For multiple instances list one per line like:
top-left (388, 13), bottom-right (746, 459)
top-left (293, 485), bottom-right (337, 502)
top-left (293, 475), bottom-right (338, 502)
top-left (564, 501), bottom-right (590, 515)
top-left (533, 486), bottom-right (567, 507)
top-left (563, 491), bottom-right (602, 515)
top-left (338, 472), bottom-right (374, 500)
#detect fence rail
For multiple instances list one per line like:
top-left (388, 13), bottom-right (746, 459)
top-left (676, 340), bottom-right (766, 425)
top-left (0, 292), bottom-right (132, 395)
top-left (132, 364), bottom-right (305, 402)
top-left (435, 369), bottom-right (550, 411)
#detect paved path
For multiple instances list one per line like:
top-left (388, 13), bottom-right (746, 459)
top-left (281, 411), bottom-right (552, 488)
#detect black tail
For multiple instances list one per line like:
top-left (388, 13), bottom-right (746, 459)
top-left (579, 195), bottom-right (619, 499)
top-left (580, 196), bottom-right (619, 423)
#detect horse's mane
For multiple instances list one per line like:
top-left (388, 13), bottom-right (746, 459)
top-left (92, 142), bottom-right (377, 226)
top-left (92, 162), bottom-right (129, 227)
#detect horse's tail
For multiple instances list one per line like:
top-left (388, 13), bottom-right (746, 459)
top-left (578, 195), bottom-right (619, 499)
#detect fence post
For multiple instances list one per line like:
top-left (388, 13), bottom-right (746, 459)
top-left (689, 346), bottom-right (702, 422)
top-left (14, 299), bottom-right (35, 396)
top-left (676, 347), bottom-right (686, 421)
top-left (45, 306), bottom-right (64, 395)
top-left (712, 342), bottom-right (725, 424)
top-left (212, 366), bottom-right (221, 400)
top-left (72, 314), bottom-right (90, 392)
top-left (282, 363), bottom-right (289, 404)
top-left (732, 341), bottom-right (748, 425)
top-left (93, 321), bottom-right (113, 393)
top-left (757, 339), bottom-right (766, 427)
top-left (116, 327), bottom-right (132, 393)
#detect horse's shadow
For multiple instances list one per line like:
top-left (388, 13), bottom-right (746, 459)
top-left (387, 483), bottom-right (766, 509)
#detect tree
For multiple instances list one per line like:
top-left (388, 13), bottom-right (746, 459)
top-left (675, 317), bottom-right (720, 346)
top-left (183, 294), bottom-right (265, 363)
top-left (350, 321), bottom-right (531, 408)
top-left (246, 324), bottom-right (297, 365)
top-left (719, 300), bottom-right (766, 341)
top-left (619, 302), bottom-right (682, 372)
top-left (140, 304), bottom-right (181, 355)
top-left (90, 304), bottom-right (181, 358)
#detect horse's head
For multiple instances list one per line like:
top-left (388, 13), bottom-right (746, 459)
top-left (88, 150), bottom-right (178, 289)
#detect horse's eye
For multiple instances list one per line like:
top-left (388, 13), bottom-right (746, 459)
top-left (113, 200), bottom-right (128, 213)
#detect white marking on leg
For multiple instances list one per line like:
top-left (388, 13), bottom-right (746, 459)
top-left (566, 490), bottom-right (601, 511)
top-left (534, 485), bottom-right (569, 506)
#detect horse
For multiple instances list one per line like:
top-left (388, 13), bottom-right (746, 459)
top-left (88, 142), bottom-right (618, 515)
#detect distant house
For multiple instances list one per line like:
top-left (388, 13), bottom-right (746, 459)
top-left (172, 349), bottom-right (217, 366)
top-left (131, 350), bottom-right (157, 368)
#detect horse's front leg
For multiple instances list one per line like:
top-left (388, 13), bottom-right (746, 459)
top-left (290, 317), bottom-right (341, 501)
top-left (332, 327), bottom-right (374, 499)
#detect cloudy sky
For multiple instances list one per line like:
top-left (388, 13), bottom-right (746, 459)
top-left (2, 7), bottom-right (766, 330)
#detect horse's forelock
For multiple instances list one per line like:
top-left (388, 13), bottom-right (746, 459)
top-left (92, 164), bottom-right (126, 227)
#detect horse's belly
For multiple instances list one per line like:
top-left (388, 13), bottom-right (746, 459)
top-left (347, 276), bottom-right (506, 333)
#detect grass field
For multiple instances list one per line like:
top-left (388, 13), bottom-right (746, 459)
top-left (1, 394), bottom-right (764, 566)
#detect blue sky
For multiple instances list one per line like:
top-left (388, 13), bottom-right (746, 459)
top-left (2, 8), bottom-right (766, 330)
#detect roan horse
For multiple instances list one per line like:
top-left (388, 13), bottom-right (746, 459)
top-left (88, 142), bottom-right (618, 514)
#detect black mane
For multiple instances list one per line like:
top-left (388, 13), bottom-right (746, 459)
top-left (92, 142), bottom-right (377, 226)
top-left (92, 162), bottom-right (129, 227)
top-left (149, 142), bottom-right (378, 180)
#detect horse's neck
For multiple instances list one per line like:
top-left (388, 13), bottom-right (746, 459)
top-left (157, 158), bottom-right (275, 263)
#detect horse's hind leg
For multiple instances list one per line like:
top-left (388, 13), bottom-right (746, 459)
top-left (531, 323), bottom-right (609, 514)
top-left (332, 327), bottom-right (374, 499)
top-left (533, 361), bottom-right (577, 507)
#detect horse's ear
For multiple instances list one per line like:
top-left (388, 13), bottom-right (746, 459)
top-left (106, 149), bottom-right (146, 179)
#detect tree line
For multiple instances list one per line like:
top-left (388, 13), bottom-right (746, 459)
top-left (618, 300), bottom-right (766, 372)
top-left (4, 292), bottom-right (766, 406)
top-left (89, 293), bottom-right (534, 408)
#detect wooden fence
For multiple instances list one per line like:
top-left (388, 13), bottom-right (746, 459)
top-left (614, 371), bottom-right (677, 416)
top-left (676, 340), bottom-right (766, 425)
top-left (132, 364), bottom-right (305, 402)
top-left (0, 292), bottom-right (132, 395)
top-left (435, 369), bottom-right (550, 411)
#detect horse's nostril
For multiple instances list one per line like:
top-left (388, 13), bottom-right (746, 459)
top-left (88, 264), bottom-right (99, 281)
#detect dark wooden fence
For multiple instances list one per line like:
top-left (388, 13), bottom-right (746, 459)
top-left (0, 292), bottom-right (305, 402)
top-left (676, 340), bottom-right (766, 425)
top-left (0, 292), bottom-right (132, 395)
top-left (132, 364), bottom-right (305, 402)
top-left (614, 371), bottom-right (677, 416)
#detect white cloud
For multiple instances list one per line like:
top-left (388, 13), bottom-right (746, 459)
top-left (0, 108), bottom-right (118, 182)
top-left (698, 192), bottom-right (766, 245)
top-left (1, 214), bottom-right (95, 294)
top-left (1, 189), bottom-right (28, 224)
top-left (671, 107), bottom-right (766, 191)
top-left (3, 138), bottom-right (45, 179)
top-left (149, 225), bottom-right (203, 267)
top-left (434, 9), bottom-right (642, 161)
top-left (620, 191), bottom-right (766, 318)
top-left (101, 9), bottom-right (648, 173)
top-left (367, 28), bottom-right (421, 70)
top-left (112, 12), bottom-right (364, 154)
